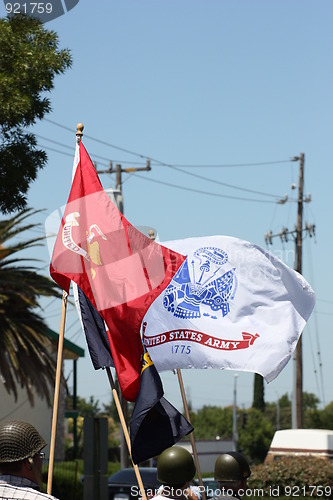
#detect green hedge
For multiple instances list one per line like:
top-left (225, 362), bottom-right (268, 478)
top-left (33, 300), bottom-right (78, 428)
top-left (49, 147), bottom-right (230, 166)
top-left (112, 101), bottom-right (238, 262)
top-left (248, 457), bottom-right (333, 498)
top-left (42, 461), bottom-right (82, 500)
top-left (42, 460), bottom-right (121, 500)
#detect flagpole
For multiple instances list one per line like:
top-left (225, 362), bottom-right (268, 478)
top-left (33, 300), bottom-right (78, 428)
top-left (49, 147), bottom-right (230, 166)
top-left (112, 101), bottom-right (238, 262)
top-left (73, 123), bottom-right (146, 500)
top-left (106, 368), bottom-right (147, 500)
top-left (47, 290), bottom-right (68, 494)
top-left (48, 123), bottom-right (84, 493)
top-left (176, 369), bottom-right (206, 500)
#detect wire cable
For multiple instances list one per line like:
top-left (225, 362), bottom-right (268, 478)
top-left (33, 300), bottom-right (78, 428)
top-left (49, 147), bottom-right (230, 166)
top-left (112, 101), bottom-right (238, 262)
top-left (167, 160), bottom-right (293, 168)
top-left (305, 236), bottom-right (325, 406)
top-left (0, 398), bottom-right (30, 421)
top-left (44, 118), bottom-right (293, 167)
top-left (36, 134), bottom-right (123, 164)
top-left (44, 118), bottom-right (291, 183)
top-left (36, 138), bottom-right (284, 203)
top-left (44, 118), bottom-right (149, 159)
top-left (305, 323), bottom-right (322, 405)
top-left (155, 163), bottom-right (284, 198)
top-left (132, 172), bottom-right (279, 203)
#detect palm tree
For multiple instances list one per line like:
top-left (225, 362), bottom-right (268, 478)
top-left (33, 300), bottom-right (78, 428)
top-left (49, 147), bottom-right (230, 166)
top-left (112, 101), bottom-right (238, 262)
top-left (0, 208), bottom-right (61, 405)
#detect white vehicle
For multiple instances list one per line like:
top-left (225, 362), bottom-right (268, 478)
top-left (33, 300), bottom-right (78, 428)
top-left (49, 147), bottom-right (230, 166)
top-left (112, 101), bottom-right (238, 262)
top-left (265, 429), bottom-right (333, 462)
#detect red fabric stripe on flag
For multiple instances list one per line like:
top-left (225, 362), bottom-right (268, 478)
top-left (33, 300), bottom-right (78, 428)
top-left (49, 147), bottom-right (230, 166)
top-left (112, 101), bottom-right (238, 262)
top-left (50, 142), bottom-right (186, 401)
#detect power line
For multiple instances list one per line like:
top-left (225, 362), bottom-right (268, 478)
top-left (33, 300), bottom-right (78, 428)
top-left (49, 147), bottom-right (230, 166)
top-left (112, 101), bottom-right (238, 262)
top-left (44, 118), bottom-right (149, 160)
top-left (0, 398), bottom-right (30, 421)
top-left (304, 323), bottom-right (322, 406)
top-left (36, 134), bottom-right (131, 165)
top-left (35, 134), bottom-right (74, 151)
top-left (43, 118), bottom-right (293, 169)
top-left (40, 121), bottom-right (290, 201)
top-left (39, 143), bottom-right (111, 171)
top-left (162, 164), bottom-right (283, 199)
top-left (306, 237), bottom-right (325, 406)
top-left (41, 140), bottom-right (283, 200)
top-left (316, 298), bottom-right (333, 305)
top-left (38, 143), bottom-right (77, 159)
top-left (132, 172), bottom-right (279, 203)
top-left (165, 160), bottom-right (292, 168)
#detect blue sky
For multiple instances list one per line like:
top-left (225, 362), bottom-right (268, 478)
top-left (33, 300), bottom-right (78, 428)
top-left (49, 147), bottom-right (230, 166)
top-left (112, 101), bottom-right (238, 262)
top-left (2, 0), bottom-right (332, 412)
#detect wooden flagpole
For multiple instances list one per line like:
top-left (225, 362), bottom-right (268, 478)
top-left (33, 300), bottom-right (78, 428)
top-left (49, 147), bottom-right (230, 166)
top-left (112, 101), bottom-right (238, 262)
top-left (47, 123), bottom-right (82, 493)
top-left (106, 368), bottom-right (147, 500)
top-left (47, 290), bottom-right (68, 494)
top-left (61, 124), bottom-right (145, 498)
top-left (176, 368), bottom-right (206, 500)
top-left (148, 229), bottom-right (205, 497)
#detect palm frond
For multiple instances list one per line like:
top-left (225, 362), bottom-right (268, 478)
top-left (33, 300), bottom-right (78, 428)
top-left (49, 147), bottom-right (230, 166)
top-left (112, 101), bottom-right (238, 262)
top-left (0, 208), bottom-right (63, 405)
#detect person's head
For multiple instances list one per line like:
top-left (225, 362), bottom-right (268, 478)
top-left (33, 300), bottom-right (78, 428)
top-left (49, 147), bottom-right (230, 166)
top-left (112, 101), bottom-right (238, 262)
top-left (214, 451), bottom-right (251, 496)
top-left (157, 446), bottom-right (196, 495)
top-left (0, 420), bottom-right (46, 485)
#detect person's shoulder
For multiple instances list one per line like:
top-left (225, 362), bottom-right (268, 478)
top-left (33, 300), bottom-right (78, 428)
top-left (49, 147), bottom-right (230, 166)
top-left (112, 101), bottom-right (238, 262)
top-left (26, 489), bottom-right (60, 500)
top-left (38, 491), bottom-right (60, 500)
top-left (29, 490), bottom-right (60, 500)
top-left (0, 482), bottom-right (59, 500)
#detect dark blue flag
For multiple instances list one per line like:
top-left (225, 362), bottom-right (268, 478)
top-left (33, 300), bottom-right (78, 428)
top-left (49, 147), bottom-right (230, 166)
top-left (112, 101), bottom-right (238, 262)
top-left (130, 347), bottom-right (193, 464)
top-left (76, 285), bottom-right (114, 368)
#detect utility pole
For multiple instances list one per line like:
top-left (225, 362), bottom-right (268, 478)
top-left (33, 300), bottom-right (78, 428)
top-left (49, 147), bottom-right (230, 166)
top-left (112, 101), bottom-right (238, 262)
top-left (276, 396), bottom-right (280, 431)
top-left (295, 152), bottom-right (304, 429)
top-left (233, 374), bottom-right (238, 449)
top-left (264, 153), bottom-right (315, 429)
top-left (96, 159), bottom-right (151, 468)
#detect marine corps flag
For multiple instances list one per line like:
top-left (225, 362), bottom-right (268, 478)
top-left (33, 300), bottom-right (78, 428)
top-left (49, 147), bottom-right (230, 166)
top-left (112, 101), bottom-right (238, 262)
top-left (130, 346), bottom-right (193, 464)
top-left (50, 141), bottom-right (186, 401)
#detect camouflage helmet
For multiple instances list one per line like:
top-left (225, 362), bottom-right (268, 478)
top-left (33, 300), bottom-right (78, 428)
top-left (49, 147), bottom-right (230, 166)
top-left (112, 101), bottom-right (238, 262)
top-left (157, 446), bottom-right (196, 485)
top-left (0, 421), bottom-right (46, 463)
top-left (214, 451), bottom-right (251, 482)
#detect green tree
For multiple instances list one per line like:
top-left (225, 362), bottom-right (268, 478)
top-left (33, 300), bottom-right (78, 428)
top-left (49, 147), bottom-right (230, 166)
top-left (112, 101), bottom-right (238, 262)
top-left (66, 395), bottom-right (119, 455)
top-left (277, 393), bottom-right (292, 428)
top-left (321, 401), bottom-right (333, 429)
top-left (237, 408), bottom-right (274, 463)
top-left (252, 373), bottom-right (265, 411)
top-left (263, 392), bottom-right (323, 431)
top-left (75, 395), bottom-right (102, 417)
top-left (0, 208), bottom-right (61, 404)
top-left (190, 405), bottom-right (233, 440)
top-left (0, 14), bottom-right (72, 213)
top-left (103, 378), bottom-right (135, 423)
top-left (303, 392), bottom-right (322, 428)
top-left (303, 392), bottom-right (320, 411)
top-left (265, 395), bottom-right (292, 430)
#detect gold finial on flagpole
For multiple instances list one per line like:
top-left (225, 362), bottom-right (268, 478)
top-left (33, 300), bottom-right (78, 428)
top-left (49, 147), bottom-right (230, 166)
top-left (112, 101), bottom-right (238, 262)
top-left (148, 229), bottom-right (156, 240)
top-left (76, 123), bottom-right (84, 142)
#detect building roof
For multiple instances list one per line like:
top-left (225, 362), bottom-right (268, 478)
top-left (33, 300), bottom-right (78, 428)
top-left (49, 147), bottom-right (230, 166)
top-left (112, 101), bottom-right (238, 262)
top-left (44, 327), bottom-right (85, 360)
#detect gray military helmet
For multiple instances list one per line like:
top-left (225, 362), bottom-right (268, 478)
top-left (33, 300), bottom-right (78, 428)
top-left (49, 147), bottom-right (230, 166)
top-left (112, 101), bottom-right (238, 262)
top-left (157, 446), bottom-right (196, 485)
top-left (0, 420), bottom-right (46, 463)
top-left (214, 451), bottom-right (251, 482)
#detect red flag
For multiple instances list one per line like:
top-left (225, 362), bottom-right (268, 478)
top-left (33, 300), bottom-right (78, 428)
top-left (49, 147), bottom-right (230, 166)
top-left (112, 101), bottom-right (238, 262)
top-left (50, 142), bottom-right (186, 401)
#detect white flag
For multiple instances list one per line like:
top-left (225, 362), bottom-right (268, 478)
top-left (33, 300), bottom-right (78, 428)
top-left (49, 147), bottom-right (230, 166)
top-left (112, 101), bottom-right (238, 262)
top-left (142, 235), bottom-right (315, 383)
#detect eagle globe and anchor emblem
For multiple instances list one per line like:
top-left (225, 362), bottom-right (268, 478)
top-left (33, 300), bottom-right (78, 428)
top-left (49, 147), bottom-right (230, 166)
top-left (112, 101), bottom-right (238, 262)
top-left (163, 246), bottom-right (237, 320)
